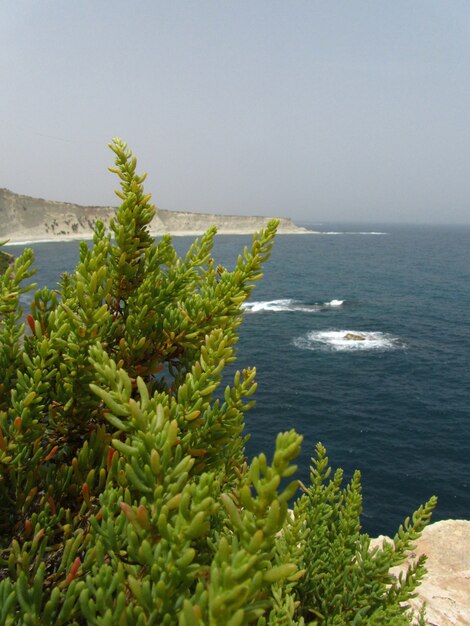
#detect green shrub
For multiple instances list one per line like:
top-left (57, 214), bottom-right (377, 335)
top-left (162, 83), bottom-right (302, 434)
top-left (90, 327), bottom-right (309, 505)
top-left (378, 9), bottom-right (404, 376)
top-left (0, 251), bottom-right (14, 275)
top-left (0, 140), bottom-right (436, 625)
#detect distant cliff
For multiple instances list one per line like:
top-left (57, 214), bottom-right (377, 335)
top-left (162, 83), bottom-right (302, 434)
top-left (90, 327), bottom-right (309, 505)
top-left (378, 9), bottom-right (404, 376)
top-left (0, 189), bottom-right (312, 242)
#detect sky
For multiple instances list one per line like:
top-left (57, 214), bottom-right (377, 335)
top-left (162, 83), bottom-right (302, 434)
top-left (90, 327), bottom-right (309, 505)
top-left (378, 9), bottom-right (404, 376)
top-left (1, 1), bottom-right (470, 225)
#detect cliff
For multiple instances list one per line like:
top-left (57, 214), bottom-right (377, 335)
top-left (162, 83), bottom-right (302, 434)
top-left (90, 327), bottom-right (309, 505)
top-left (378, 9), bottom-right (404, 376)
top-left (0, 188), bottom-right (312, 242)
top-left (371, 519), bottom-right (470, 625)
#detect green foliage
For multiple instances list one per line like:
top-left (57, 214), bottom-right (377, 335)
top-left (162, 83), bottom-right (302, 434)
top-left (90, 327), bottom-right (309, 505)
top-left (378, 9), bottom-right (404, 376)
top-left (0, 251), bottom-right (14, 276)
top-left (0, 139), bottom-right (436, 625)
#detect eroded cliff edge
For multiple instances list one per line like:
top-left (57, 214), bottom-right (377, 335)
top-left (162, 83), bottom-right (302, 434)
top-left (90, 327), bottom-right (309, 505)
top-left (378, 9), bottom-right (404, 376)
top-left (0, 188), bottom-right (313, 242)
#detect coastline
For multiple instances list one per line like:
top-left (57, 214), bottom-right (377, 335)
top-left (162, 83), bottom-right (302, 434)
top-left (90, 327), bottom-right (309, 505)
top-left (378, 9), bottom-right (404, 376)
top-left (371, 519), bottom-right (470, 625)
top-left (0, 189), bottom-right (318, 244)
top-left (3, 227), bottom-right (319, 246)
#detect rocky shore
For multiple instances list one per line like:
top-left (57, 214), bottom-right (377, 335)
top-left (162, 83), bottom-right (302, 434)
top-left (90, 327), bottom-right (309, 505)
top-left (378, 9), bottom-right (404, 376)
top-left (372, 519), bottom-right (470, 625)
top-left (0, 188), bottom-right (314, 244)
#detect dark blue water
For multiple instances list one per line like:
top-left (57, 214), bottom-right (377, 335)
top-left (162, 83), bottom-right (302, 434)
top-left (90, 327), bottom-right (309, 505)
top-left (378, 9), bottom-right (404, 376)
top-left (10, 223), bottom-right (470, 536)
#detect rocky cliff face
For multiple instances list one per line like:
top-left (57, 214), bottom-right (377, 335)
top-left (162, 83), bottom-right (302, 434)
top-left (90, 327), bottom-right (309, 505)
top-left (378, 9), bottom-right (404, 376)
top-left (0, 188), bottom-right (116, 240)
top-left (152, 207), bottom-right (310, 234)
top-left (0, 188), bottom-right (311, 241)
top-left (372, 519), bottom-right (470, 625)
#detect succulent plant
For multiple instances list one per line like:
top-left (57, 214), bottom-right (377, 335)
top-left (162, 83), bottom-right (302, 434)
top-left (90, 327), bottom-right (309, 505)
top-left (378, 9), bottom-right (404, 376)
top-left (0, 140), bottom-right (436, 625)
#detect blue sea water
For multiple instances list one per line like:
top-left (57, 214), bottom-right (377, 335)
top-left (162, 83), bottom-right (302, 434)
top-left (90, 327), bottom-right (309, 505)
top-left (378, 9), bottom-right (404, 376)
top-left (11, 223), bottom-right (470, 536)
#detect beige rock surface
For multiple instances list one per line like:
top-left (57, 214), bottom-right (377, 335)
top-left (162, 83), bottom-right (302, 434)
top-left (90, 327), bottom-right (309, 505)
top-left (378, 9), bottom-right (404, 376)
top-left (0, 188), bottom-right (315, 243)
top-left (372, 520), bottom-right (470, 625)
top-left (344, 332), bottom-right (366, 341)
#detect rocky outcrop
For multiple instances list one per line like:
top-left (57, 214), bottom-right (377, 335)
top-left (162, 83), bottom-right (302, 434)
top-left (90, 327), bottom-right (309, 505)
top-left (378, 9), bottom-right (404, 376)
top-left (0, 188), bottom-right (313, 242)
top-left (344, 332), bottom-right (366, 341)
top-left (151, 207), bottom-right (311, 235)
top-left (372, 520), bottom-right (470, 625)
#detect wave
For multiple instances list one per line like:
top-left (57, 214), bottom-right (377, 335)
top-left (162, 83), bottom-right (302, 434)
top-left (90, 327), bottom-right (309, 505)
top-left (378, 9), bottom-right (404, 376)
top-left (293, 330), bottom-right (405, 352)
top-left (243, 298), bottom-right (344, 313)
top-left (4, 236), bottom-right (93, 246)
top-left (326, 299), bottom-right (344, 307)
top-left (4, 239), bottom-right (59, 246)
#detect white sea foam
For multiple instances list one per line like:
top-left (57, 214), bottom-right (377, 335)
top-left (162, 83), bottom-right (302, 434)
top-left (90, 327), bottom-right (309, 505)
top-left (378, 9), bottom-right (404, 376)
top-left (293, 330), bottom-right (404, 352)
top-left (243, 299), bottom-right (293, 312)
top-left (325, 299), bottom-right (344, 307)
top-left (4, 235), bottom-right (94, 246)
top-left (4, 239), bottom-right (59, 246)
top-left (243, 299), bottom-right (344, 313)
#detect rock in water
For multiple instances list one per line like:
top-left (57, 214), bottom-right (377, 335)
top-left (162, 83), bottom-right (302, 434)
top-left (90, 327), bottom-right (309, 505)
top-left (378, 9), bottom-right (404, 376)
top-left (344, 332), bottom-right (366, 341)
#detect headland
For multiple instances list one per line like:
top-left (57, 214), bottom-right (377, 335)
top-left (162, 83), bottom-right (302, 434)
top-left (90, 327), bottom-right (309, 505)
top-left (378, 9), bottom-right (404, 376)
top-left (0, 188), bottom-right (315, 245)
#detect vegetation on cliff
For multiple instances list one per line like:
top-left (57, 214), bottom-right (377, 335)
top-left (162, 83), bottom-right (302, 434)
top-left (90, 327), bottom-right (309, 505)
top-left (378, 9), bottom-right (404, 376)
top-left (0, 140), bottom-right (436, 625)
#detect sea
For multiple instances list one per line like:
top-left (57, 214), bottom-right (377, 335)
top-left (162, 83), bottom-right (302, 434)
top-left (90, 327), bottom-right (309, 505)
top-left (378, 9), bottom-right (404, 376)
top-left (9, 222), bottom-right (470, 537)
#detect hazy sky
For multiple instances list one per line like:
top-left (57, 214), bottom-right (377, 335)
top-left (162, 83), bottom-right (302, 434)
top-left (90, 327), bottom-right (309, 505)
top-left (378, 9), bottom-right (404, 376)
top-left (1, 1), bottom-right (470, 224)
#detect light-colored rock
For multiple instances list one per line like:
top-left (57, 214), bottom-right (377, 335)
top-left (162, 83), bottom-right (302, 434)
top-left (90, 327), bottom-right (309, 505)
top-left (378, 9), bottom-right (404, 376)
top-left (0, 188), bottom-right (315, 243)
top-left (372, 520), bottom-right (470, 625)
top-left (344, 332), bottom-right (366, 341)
top-left (0, 188), bottom-right (116, 243)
